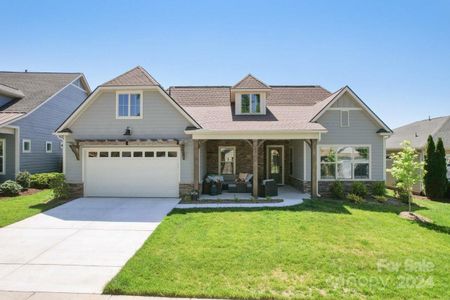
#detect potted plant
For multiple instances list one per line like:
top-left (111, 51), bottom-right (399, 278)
top-left (190, 189), bottom-right (199, 201)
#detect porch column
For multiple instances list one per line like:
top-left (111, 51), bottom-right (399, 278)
top-left (252, 139), bottom-right (259, 197)
top-left (193, 139), bottom-right (200, 191)
top-left (310, 139), bottom-right (318, 198)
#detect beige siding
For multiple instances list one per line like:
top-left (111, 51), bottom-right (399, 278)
top-left (331, 93), bottom-right (359, 108)
top-left (66, 90), bottom-right (194, 184)
top-left (317, 109), bottom-right (385, 181)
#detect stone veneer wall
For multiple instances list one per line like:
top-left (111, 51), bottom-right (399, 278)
top-left (179, 183), bottom-right (196, 196)
top-left (287, 176), bottom-right (311, 193)
top-left (68, 183), bottom-right (84, 198)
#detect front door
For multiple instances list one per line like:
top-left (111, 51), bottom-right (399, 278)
top-left (267, 145), bottom-right (284, 185)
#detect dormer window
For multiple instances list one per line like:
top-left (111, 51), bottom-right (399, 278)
top-left (241, 94), bottom-right (261, 114)
top-left (116, 91), bottom-right (143, 119)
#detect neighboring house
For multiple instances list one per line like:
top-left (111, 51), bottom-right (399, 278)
top-left (0, 71), bottom-right (90, 182)
top-left (56, 66), bottom-right (392, 198)
top-left (386, 116), bottom-right (450, 193)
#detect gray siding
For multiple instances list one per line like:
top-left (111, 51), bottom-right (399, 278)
top-left (0, 133), bottom-right (16, 181)
top-left (290, 140), bottom-right (311, 181)
top-left (331, 93), bottom-right (358, 108)
top-left (317, 109), bottom-right (385, 181)
top-left (65, 90), bottom-right (194, 184)
top-left (12, 84), bottom-right (87, 174)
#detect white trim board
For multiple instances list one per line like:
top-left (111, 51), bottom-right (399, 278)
top-left (56, 85), bottom-right (200, 133)
top-left (311, 86), bottom-right (392, 134)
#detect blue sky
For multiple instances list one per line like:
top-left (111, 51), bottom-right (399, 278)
top-left (1, 0), bottom-right (449, 128)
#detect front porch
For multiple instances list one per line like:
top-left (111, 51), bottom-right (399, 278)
top-left (192, 137), bottom-right (319, 198)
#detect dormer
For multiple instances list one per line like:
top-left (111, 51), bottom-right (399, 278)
top-left (231, 74), bottom-right (271, 115)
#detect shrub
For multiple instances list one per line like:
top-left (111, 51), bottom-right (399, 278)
top-left (371, 182), bottom-right (386, 196)
top-left (30, 172), bottom-right (61, 189)
top-left (329, 181), bottom-right (345, 199)
top-left (424, 136), bottom-right (448, 199)
top-left (374, 195), bottom-right (387, 203)
top-left (0, 180), bottom-right (23, 196)
top-left (347, 193), bottom-right (364, 204)
top-left (396, 188), bottom-right (410, 204)
top-left (49, 173), bottom-right (70, 200)
top-left (447, 183), bottom-right (450, 200)
top-left (15, 171), bottom-right (31, 189)
top-left (351, 182), bottom-right (368, 198)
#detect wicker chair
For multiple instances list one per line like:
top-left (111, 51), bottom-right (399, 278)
top-left (259, 179), bottom-right (278, 197)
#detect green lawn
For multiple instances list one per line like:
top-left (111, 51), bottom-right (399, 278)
top-left (105, 198), bottom-right (450, 299)
top-left (0, 189), bottom-right (65, 227)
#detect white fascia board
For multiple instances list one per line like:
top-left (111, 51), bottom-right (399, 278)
top-left (312, 86), bottom-right (393, 133)
top-left (186, 129), bottom-right (324, 140)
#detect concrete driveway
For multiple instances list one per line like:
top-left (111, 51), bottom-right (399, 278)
top-left (0, 197), bottom-right (179, 294)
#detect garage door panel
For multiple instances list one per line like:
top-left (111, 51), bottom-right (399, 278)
top-left (84, 148), bottom-right (179, 197)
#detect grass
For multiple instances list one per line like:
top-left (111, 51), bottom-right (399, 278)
top-left (105, 196), bottom-right (450, 299)
top-left (0, 189), bottom-right (66, 227)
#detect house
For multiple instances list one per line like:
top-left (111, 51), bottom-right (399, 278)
top-left (0, 71), bottom-right (90, 181)
top-left (56, 66), bottom-right (392, 198)
top-left (386, 116), bottom-right (450, 193)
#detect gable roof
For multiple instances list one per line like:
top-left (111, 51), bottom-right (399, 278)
top-left (310, 86), bottom-right (392, 134)
top-left (168, 85), bottom-right (331, 131)
top-left (232, 74), bottom-right (271, 90)
top-left (101, 66), bottom-right (160, 86)
top-left (0, 71), bottom-right (83, 113)
top-left (386, 116), bottom-right (450, 150)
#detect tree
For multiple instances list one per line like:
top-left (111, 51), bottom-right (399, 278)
top-left (391, 141), bottom-right (425, 212)
top-left (424, 135), bottom-right (436, 197)
top-left (435, 138), bottom-right (448, 198)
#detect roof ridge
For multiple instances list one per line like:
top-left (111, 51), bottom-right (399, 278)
top-left (101, 66), bottom-right (160, 86)
top-left (232, 74), bottom-right (271, 89)
top-left (169, 85), bottom-right (231, 89)
top-left (0, 82), bottom-right (22, 91)
top-left (136, 66), bottom-right (160, 86)
top-left (431, 115), bottom-right (450, 138)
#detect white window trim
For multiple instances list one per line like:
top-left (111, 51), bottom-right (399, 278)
top-left (218, 146), bottom-right (236, 175)
top-left (22, 139), bottom-right (31, 153)
top-left (289, 147), bottom-right (294, 176)
top-left (239, 93), bottom-right (263, 115)
top-left (0, 139), bottom-right (5, 175)
top-left (115, 91), bottom-right (143, 119)
top-left (340, 110), bottom-right (350, 127)
top-left (46, 141), bottom-right (53, 153)
top-left (318, 144), bottom-right (372, 181)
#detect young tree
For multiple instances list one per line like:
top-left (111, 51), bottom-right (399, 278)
top-left (424, 135), bottom-right (436, 197)
top-left (391, 140), bottom-right (425, 212)
top-left (435, 138), bottom-right (448, 198)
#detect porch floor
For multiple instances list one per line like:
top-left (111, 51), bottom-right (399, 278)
top-left (176, 185), bottom-right (309, 209)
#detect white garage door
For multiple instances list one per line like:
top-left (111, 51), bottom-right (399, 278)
top-left (84, 147), bottom-right (180, 197)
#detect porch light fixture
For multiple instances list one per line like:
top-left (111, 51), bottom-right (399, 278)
top-left (123, 126), bottom-right (132, 136)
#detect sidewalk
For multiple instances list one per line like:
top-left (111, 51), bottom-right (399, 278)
top-left (0, 291), bottom-right (222, 300)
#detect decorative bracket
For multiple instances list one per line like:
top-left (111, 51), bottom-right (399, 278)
top-left (69, 141), bottom-right (80, 160)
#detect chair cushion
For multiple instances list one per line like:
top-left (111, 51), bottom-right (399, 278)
top-left (238, 173), bottom-right (248, 181)
top-left (245, 174), bottom-right (253, 182)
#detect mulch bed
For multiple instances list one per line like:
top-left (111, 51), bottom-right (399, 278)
top-left (0, 188), bottom-right (42, 199)
top-left (180, 199), bottom-right (283, 204)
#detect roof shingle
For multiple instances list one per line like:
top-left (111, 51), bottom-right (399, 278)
top-left (232, 74), bottom-right (270, 90)
top-left (101, 66), bottom-right (159, 86)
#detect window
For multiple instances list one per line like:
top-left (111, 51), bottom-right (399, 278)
top-left (156, 151), bottom-right (166, 157)
top-left (111, 151), bottom-right (120, 157)
top-left (99, 151), bottom-right (109, 157)
top-left (219, 146), bottom-right (235, 175)
top-left (0, 139), bottom-right (5, 175)
top-left (145, 151), bottom-right (154, 157)
top-left (340, 110), bottom-right (350, 127)
top-left (320, 145), bottom-right (370, 180)
top-left (289, 147), bottom-right (293, 175)
top-left (241, 94), bottom-right (261, 114)
top-left (116, 92), bottom-right (142, 119)
top-left (22, 139), bottom-right (31, 153)
top-left (46, 141), bottom-right (53, 153)
top-left (133, 151), bottom-right (143, 157)
top-left (168, 151), bottom-right (177, 157)
top-left (122, 151), bottom-right (131, 157)
top-left (88, 151), bottom-right (98, 158)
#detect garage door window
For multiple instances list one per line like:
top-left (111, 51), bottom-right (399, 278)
top-left (133, 151), bottom-right (143, 157)
top-left (157, 151), bottom-right (166, 157)
top-left (111, 151), bottom-right (120, 157)
top-left (88, 151), bottom-right (98, 158)
top-left (145, 151), bottom-right (154, 157)
top-left (168, 151), bottom-right (177, 157)
top-left (122, 151), bottom-right (131, 157)
top-left (99, 152), bottom-right (109, 158)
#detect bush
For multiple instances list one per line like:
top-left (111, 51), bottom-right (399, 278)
top-left (347, 193), bottom-right (364, 204)
top-left (0, 180), bottom-right (23, 196)
top-left (329, 181), bottom-right (345, 199)
top-left (371, 182), bottom-right (386, 196)
top-left (49, 173), bottom-right (70, 200)
top-left (30, 172), bottom-right (61, 189)
top-left (396, 188), bottom-right (410, 203)
top-left (351, 182), bottom-right (368, 198)
top-left (446, 183), bottom-right (450, 200)
top-left (374, 195), bottom-right (387, 203)
top-left (15, 171), bottom-right (31, 189)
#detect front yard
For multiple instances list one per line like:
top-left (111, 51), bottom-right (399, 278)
top-left (0, 189), bottom-right (66, 227)
top-left (105, 197), bottom-right (450, 299)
